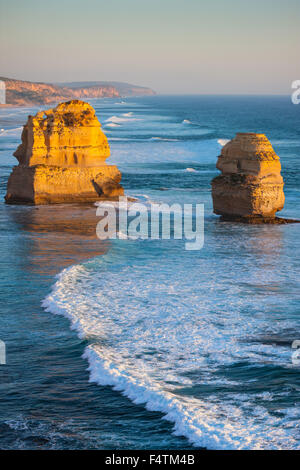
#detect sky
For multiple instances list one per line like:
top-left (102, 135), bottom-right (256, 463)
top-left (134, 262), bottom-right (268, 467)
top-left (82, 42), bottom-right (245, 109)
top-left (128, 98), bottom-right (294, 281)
top-left (0, 0), bottom-right (299, 94)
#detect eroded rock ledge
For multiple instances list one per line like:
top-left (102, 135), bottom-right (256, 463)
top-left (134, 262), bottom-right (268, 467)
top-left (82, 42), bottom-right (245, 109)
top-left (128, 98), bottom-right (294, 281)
top-left (5, 100), bottom-right (124, 204)
top-left (211, 133), bottom-right (298, 224)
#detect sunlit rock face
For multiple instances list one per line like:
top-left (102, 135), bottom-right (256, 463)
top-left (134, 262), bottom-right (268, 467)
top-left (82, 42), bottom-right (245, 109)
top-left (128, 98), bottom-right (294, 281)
top-left (5, 100), bottom-right (123, 204)
top-left (211, 133), bottom-right (285, 220)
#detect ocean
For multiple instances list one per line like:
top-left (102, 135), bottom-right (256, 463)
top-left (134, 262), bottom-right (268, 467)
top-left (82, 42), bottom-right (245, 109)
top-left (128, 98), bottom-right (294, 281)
top-left (0, 95), bottom-right (299, 449)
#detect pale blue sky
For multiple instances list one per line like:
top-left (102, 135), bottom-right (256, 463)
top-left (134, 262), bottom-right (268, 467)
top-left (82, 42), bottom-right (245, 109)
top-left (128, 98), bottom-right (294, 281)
top-left (0, 0), bottom-right (299, 93)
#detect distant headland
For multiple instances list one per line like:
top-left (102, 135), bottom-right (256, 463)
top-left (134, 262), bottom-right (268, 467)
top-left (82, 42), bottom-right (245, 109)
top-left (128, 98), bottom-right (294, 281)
top-left (0, 77), bottom-right (156, 107)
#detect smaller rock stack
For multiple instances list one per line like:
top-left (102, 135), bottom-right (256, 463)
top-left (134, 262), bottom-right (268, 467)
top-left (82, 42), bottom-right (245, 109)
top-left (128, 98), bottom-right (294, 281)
top-left (211, 133), bottom-right (286, 222)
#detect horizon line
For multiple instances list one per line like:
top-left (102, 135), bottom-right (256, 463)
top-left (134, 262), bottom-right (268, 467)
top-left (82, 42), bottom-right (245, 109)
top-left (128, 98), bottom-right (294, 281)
top-left (0, 76), bottom-right (293, 97)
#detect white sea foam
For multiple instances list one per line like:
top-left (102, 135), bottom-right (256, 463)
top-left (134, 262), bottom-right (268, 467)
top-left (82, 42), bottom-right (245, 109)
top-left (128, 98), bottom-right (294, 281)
top-left (150, 137), bottom-right (180, 142)
top-left (217, 138), bottom-right (230, 147)
top-left (108, 137), bottom-right (137, 141)
top-left (117, 231), bottom-right (130, 240)
top-left (95, 199), bottom-right (133, 211)
top-left (0, 126), bottom-right (22, 136)
top-left (5, 416), bottom-right (29, 431)
top-left (95, 194), bottom-right (178, 214)
top-left (105, 115), bottom-right (140, 124)
top-left (37, 96), bottom-right (300, 450)
top-left (185, 168), bottom-right (198, 173)
top-left (105, 122), bottom-right (120, 128)
top-left (42, 249), bottom-right (299, 450)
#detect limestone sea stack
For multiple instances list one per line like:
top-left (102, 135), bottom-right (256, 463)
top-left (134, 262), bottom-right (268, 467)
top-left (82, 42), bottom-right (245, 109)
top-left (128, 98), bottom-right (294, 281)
top-left (5, 100), bottom-right (124, 204)
top-left (211, 133), bottom-right (286, 222)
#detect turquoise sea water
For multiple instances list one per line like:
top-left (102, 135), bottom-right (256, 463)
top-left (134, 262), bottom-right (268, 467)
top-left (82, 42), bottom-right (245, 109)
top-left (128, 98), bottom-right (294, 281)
top-left (0, 96), bottom-right (299, 449)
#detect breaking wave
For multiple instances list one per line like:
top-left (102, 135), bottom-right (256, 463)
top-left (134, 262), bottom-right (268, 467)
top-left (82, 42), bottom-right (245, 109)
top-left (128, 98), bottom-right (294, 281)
top-left (185, 168), bottom-right (198, 172)
top-left (150, 137), bottom-right (180, 142)
top-left (217, 138), bottom-right (230, 147)
top-left (105, 122), bottom-right (120, 128)
top-left (0, 126), bottom-right (22, 136)
top-left (42, 245), bottom-right (300, 450)
top-left (105, 115), bottom-right (140, 124)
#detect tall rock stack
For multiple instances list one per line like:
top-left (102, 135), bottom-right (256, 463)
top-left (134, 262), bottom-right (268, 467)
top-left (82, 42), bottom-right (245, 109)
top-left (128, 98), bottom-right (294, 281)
top-left (5, 100), bottom-right (124, 204)
top-left (211, 133), bottom-right (285, 222)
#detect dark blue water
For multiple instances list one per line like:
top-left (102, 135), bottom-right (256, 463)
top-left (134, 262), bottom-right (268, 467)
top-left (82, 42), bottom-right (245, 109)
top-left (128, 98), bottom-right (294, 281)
top-left (0, 96), bottom-right (299, 449)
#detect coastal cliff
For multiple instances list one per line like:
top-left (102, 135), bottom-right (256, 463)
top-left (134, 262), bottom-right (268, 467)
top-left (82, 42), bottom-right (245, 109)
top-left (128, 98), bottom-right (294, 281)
top-left (5, 100), bottom-right (124, 204)
top-left (60, 81), bottom-right (156, 97)
top-left (211, 133), bottom-right (286, 222)
top-left (0, 77), bottom-right (119, 106)
top-left (0, 77), bottom-right (155, 106)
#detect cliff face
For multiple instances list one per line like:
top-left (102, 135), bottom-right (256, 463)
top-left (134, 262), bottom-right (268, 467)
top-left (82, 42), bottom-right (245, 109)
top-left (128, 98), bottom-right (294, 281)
top-left (0, 77), bottom-right (155, 106)
top-left (211, 133), bottom-right (285, 220)
top-left (71, 86), bottom-right (119, 99)
top-left (14, 101), bottom-right (111, 167)
top-left (5, 100), bottom-right (124, 204)
top-left (0, 77), bottom-right (119, 106)
top-left (60, 81), bottom-right (156, 97)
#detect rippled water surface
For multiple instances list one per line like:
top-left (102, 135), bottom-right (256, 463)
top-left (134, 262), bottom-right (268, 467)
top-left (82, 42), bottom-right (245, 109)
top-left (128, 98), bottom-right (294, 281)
top-left (0, 96), bottom-right (300, 449)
